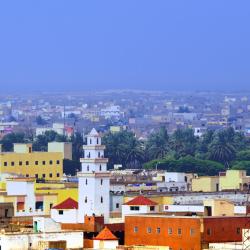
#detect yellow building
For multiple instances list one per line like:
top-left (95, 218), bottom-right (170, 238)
top-left (0, 143), bottom-right (63, 180)
top-left (219, 170), bottom-right (250, 191)
top-left (192, 176), bottom-right (219, 192)
top-left (203, 199), bottom-right (234, 216)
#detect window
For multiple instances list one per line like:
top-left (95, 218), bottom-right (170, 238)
top-left (97, 138), bottom-right (99, 144)
top-left (90, 139), bottom-right (92, 144)
top-left (168, 228), bottom-right (173, 235)
top-left (237, 228), bottom-right (241, 234)
top-left (87, 165), bottom-right (89, 171)
top-left (116, 203), bottom-right (119, 209)
top-left (134, 226), bottom-right (138, 233)
top-left (49, 160), bottom-right (53, 165)
top-left (98, 152), bottom-right (101, 158)
top-left (26, 174), bottom-right (29, 177)
top-left (85, 179), bottom-right (88, 185)
top-left (19, 161), bottom-right (22, 166)
top-left (35, 174), bottom-right (38, 178)
top-left (42, 161), bottom-right (46, 165)
top-left (56, 160), bottom-right (60, 164)
top-left (26, 161), bottom-right (29, 165)
top-left (190, 228), bottom-right (195, 236)
top-left (59, 210), bottom-right (64, 215)
top-left (11, 162), bottom-right (14, 166)
top-left (57, 173), bottom-right (60, 177)
top-left (101, 179), bottom-right (103, 185)
top-left (147, 227), bottom-right (152, 233)
top-left (150, 206), bottom-right (155, 211)
top-left (35, 161), bottom-right (38, 165)
top-left (101, 196), bottom-right (103, 203)
top-left (130, 206), bottom-right (140, 211)
top-left (177, 228), bottom-right (182, 235)
top-left (156, 227), bottom-right (161, 234)
top-left (207, 228), bottom-right (212, 235)
top-left (49, 173), bottom-right (53, 178)
top-left (50, 203), bottom-right (53, 209)
top-left (4, 162), bottom-right (7, 166)
top-left (99, 165), bottom-right (102, 171)
top-left (42, 174), bottom-right (46, 178)
top-left (85, 197), bottom-right (87, 203)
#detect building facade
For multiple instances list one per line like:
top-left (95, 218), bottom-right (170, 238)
top-left (78, 128), bottom-right (110, 223)
top-left (0, 143), bottom-right (63, 180)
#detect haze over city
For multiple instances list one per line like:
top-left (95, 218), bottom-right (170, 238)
top-left (1, 0), bottom-right (250, 92)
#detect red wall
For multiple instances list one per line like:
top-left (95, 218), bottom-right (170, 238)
top-left (125, 216), bottom-right (202, 250)
top-left (202, 217), bottom-right (250, 243)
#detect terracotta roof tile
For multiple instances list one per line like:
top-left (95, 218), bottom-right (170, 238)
top-left (124, 195), bottom-right (158, 206)
top-left (94, 227), bottom-right (118, 241)
top-left (52, 198), bottom-right (78, 209)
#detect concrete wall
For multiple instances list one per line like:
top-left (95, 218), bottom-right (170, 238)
top-left (93, 239), bottom-right (118, 249)
top-left (33, 217), bottom-right (61, 233)
top-left (48, 142), bottom-right (72, 160)
top-left (0, 231), bottom-right (83, 250)
top-left (51, 208), bottom-right (78, 224)
top-left (192, 177), bottom-right (219, 192)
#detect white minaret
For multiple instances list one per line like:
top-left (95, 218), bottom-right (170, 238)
top-left (78, 128), bottom-right (110, 223)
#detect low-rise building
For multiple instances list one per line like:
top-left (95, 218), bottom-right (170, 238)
top-left (0, 143), bottom-right (63, 180)
top-left (122, 196), bottom-right (159, 219)
top-left (125, 214), bottom-right (250, 250)
top-left (192, 176), bottom-right (220, 192)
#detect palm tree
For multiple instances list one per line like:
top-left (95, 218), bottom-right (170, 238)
top-left (146, 127), bottom-right (169, 160)
top-left (208, 132), bottom-right (236, 168)
top-left (170, 128), bottom-right (197, 158)
top-left (125, 138), bottom-right (144, 168)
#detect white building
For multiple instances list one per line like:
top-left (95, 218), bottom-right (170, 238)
top-left (93, 226), bottom-right (119, 250)
top-left (0, 231), bottom-right (83, 250)
top-left (100, 105), bottom-right (123, 118)
top-left (157, 172), bottom-right (188, 192)
top-left (122, 195), bottom-right (159, 220)
top-left (6, 178), bottom-right (46, 217)
top-left (78, 128), bottom-right (110, 223)
top-left (51, 198), bottom-right (78, 224)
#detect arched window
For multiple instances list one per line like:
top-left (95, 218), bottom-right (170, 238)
top-left (85, 197), bottom-right (87, 203)
top-left (101, 196), bottom-right (103, 203)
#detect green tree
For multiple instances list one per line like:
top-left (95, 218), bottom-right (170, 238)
top-left (236, 150), bottom-right (250, 161)
top-left (146, 127), bottom-right (169, 160)
top-left (103, 130), bottom-right (144, 169)
top-left (208, 131), bottom-right (236, 167)
top-left (0, 132), bottom-right (26, 151)
top-left (143, 155), bottom-right (224, 176)
top-left (36, 115), bottom-right (47, 125)
top-left (232, 161), bottom-right (250, 175)
top-left (170, 128), bottom-right (198, 158)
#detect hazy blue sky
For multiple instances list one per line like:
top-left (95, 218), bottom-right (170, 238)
top-left (0, 1), bottom-right (250, 92)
